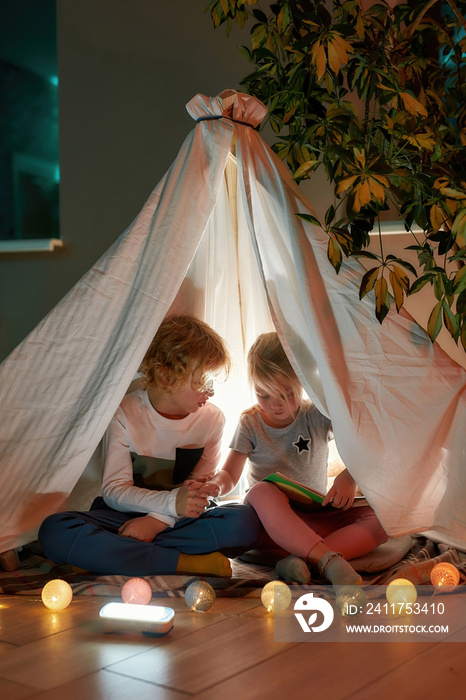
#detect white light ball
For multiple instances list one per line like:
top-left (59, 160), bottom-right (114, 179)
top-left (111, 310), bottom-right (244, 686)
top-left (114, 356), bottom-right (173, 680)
top-left (185, 581), bottom-right (216, 612)
top-left (121, 578), bottom-right (153, 605)
top-left (261, 580), bottom-right (292, 613)
top-left (41, 579), bottom-right (73, 610)
top-left (386, 578), bottom-right (417, 610)
top-left (430, 563), bottom-right (460, 591)
top-left (336, 585), bottom-right (367, 616)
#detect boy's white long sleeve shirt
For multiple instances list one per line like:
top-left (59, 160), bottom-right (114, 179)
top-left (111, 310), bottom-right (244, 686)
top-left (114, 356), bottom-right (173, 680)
top-left (102, 389), bottom-right (225, 526)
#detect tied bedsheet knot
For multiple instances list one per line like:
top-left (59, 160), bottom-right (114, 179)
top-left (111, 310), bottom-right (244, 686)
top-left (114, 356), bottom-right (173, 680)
top-left (196, 115), bottom-right (256, 129)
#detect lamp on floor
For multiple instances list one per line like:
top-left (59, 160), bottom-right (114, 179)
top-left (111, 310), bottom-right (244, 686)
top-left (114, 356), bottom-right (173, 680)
top-left (386, 578), bottom-right (417, 611)
top-left (41, 579), bottom-right (73, 610)
top-left (121, 577), bottom-right (152, 605)
top-left (261, 580), bottom-right (292, 613)
top-left (430, 563), bottom-right (460, 591)
top-left (100, 602), bottom-right (174, 636)
top-left (184, 580), bottom-right (216, 612)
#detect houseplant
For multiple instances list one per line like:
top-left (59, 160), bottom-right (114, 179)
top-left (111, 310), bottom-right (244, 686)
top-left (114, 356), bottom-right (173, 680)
top-left (207, 0), bottom-right (466, 349)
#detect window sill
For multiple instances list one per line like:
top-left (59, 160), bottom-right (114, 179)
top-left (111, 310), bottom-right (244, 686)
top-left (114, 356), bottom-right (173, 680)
top-left (0, 238), bottom-right (64, 253)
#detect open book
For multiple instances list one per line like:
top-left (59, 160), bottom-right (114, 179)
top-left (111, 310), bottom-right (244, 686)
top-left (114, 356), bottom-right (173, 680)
top-left (263, 472), bottom-right (366, 506)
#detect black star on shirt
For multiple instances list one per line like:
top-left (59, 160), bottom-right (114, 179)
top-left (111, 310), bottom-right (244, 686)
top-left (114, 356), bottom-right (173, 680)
top-left (293, 435), bottom-right (310, 453)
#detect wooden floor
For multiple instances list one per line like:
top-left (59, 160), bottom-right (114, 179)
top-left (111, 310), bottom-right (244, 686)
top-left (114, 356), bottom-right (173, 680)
top-left (0, 591), bottom-right (464, 699)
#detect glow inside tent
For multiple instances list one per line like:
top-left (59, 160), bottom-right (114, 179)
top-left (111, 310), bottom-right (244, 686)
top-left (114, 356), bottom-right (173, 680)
top-left (0, 89), bottom-right (465, 554)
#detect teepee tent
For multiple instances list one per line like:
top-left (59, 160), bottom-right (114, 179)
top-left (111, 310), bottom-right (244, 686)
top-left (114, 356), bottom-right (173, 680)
top-left (0, 89), bottom-right (465, 554)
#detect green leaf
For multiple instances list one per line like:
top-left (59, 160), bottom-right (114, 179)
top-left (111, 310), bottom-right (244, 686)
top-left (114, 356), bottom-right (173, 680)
top-left (388, 258), bottom-right (417, 277)
top-left (452, 266), bottom-right (466, 295)
top-left (427, 300), bottom-right (443, 342)
top-left (252, 9), bottom-right (268, 23)
top-left (442, 301), bottom-right (459, 341)
top-left (389, 270), bottom-right (404, 312)
top-left (359, 266), bottom-right (379, 299)
top-left (375, 276), bottom-right (390, 323)
top-left (325, 205), bottom-right (335, 227)
top-left (457, 289), bottom-right (466, 315)
top-left (297, 213), bottom-right (321, 227)
top-left (328, 238), bottom-right (342, 273)
top-left (237, 45), bottom-right (252, 62)
top-left (409, 274), bottom-right (434, 295)
top-left (351, 251), bottom-right (380, 260)
top-left (433, 274), bottom-right (446, 300)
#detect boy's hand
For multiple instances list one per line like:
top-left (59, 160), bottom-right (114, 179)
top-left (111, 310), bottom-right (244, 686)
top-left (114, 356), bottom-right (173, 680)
top-left (118, 515), bottom-right (168, 542)
top-left (176, 484), bottom-right (210, 518)
top-left (322, 469), bottom-right (357, 510)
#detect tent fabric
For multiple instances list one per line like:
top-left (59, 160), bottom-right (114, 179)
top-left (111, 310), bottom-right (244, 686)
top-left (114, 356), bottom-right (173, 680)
top-left (0, 89), bottom-right (465, 554)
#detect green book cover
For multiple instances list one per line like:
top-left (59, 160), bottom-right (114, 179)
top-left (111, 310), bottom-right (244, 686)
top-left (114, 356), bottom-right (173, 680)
top-left (263, 472), bottom-right (324, 505)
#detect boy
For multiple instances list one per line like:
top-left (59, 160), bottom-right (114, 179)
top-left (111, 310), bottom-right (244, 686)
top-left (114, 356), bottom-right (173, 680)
top-left (39, 316), bottom-right (261, 576)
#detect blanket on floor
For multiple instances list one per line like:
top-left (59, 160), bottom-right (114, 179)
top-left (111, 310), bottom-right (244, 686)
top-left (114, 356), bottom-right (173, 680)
top-left (0, 538), bottom-right (464, 599)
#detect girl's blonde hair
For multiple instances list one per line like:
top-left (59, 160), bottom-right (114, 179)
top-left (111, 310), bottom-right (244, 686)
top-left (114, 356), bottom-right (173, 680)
top-left (140, 315), bottom-right (231, 393)
top-left (247, 332), bottom-right (302, 398)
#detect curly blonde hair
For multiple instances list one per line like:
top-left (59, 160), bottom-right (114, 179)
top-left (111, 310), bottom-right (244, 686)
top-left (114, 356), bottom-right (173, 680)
top-left (140, 315), bottom-right (231, 393)
top-left (247, 332), bottom-right (301, 399)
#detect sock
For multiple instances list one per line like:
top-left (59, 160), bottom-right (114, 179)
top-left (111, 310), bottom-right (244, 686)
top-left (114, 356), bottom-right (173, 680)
top-left (276, 555), bottom-right (311, 584)
top-left (318, 551), bottom-right (362, 587)
top-left (176, 552), bottom-right (232, 577)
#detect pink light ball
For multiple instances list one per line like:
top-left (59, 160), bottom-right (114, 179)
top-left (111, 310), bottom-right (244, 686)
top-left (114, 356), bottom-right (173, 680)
top-left (430, 563), bottom-right (460, 591)
top-left (121, 578), bottom-right (153, 605)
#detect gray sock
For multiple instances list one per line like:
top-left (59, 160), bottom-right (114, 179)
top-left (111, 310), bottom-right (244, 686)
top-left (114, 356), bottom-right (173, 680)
top-left (276, 555), bottom-right (311, 584)
top-left (318, 551), bottom-right (362, 587)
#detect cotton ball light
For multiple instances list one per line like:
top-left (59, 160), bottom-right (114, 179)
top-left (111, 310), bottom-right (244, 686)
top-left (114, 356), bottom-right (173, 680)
top-left (430, 563), bottom-right (460, 591)
top-left (261, 580), bottom-right (292, 613)
top-left (41, 579), bottom-right (73, 610)
top-left (386, 578), bottom-right (417, 610)
top-left (185, 581), bottom-right (216, 612)
top-left (336, 585), bottom-right (367, 616)
top-left (121, 578), bottom-right (153, 605)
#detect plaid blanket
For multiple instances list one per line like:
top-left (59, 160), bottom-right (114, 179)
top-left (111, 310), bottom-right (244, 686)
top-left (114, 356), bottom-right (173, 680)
top-left (0, 538), bottom-right (464, 598)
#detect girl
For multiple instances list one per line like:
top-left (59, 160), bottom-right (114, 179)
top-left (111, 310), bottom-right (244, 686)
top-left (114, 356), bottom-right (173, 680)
top-left (189, 332), bottom-right (387, 586)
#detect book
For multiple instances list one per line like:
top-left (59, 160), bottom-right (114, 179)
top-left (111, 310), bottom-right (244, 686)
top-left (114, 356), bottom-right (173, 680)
top-left (263, 472), bottom-right (325, 505)
top-left (263, 472), bottom-right (366, 506)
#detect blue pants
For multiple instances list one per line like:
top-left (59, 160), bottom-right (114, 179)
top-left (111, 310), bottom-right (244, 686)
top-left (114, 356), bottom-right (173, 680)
top-left (38, 501), bottom-right (261, 576)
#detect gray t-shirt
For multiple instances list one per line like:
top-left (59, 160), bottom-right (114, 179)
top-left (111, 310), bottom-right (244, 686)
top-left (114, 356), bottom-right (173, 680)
top-left (229, 399), bottom-right (332, 492)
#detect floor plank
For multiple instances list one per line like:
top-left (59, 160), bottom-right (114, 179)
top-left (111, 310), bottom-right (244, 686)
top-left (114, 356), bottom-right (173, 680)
top-left (107, 614), bottom-right (297, 695)
top-left (0, 599), bottom-right (226, 690)
top-left (17, 668), bottom-right (189, 700)
top-left (194, 638), bottom-right (435, 700)
top-left (0, 596), bottom-right (116, 646)
top-left (0, 677), bottom-right (38, 700)
top-left (344, 630), bottom-right (466, 699)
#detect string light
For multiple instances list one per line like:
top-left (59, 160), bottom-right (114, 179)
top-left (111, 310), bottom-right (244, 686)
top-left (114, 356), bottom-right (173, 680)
top-left (430, 563), bottom-right (460, 591)
top-left (41, 579), bottom-right (73, 610)
top-left (121, 578), bottom-right (152, 605)
top-left (185, 581), bottom-right (216, 612)
top-left (336, 585), bottom-right (367, 616)
top-left (260, 580), bottom-right (292, 613)
top-left (386, 578), bottom-right (417, 612)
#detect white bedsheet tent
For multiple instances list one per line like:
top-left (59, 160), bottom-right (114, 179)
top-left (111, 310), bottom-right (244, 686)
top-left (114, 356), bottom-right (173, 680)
top-left (0, 89), bottom-right (465, 554)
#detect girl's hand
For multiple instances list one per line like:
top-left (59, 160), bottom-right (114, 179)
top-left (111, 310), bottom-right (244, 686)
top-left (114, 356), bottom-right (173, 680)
top-left (196, 481), bottom-right (221, 498)
top-left (176, 484), bottom-right (210, 518)
top-left (118, 515), bottom-right (168, 542)
top-left (184, 474), bottom-right (212, 491)
top-left (322, 469), bottom-right (357, 510)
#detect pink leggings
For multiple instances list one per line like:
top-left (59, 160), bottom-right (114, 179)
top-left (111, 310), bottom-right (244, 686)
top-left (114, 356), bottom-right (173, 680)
top-left (244, 481), bottom-right (388, 561)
